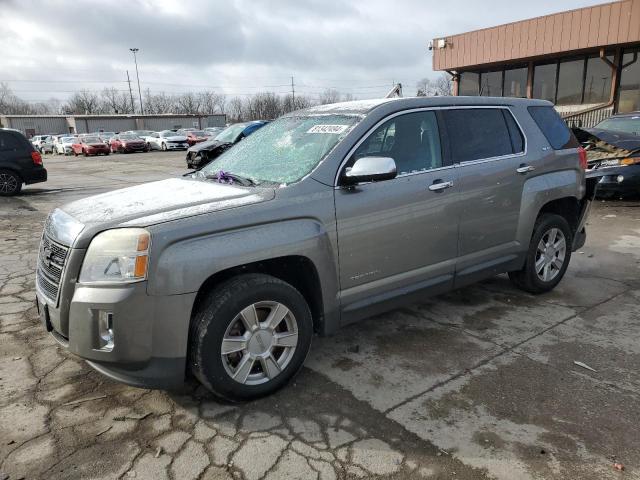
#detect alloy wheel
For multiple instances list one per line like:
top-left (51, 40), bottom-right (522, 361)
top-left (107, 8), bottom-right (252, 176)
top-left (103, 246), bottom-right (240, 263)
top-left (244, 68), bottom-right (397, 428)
top-left (535, 227), bottom-right (566, 282)
top-left (221, 301), bottom-right (299, 385)
top-left (0, 173), bottom-right (18, 194)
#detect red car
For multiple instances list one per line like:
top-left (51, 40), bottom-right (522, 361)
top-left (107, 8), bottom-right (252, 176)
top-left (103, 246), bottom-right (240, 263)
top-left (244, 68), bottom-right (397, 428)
top-left (185, 130), bottom-right (209, 146)
top-left (109, 133), bottom-right (148, 153)
top-left (72, 136), bottom-right (110, 157)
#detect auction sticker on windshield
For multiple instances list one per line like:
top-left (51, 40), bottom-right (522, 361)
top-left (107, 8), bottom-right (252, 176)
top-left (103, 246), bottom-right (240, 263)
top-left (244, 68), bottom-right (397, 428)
top-left (307, 124), bottom-right (349, 134)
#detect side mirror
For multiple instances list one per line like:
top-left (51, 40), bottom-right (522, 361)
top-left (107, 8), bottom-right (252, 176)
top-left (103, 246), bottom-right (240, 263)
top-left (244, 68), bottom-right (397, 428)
top-left (342, 156), bottom-right (397, 185)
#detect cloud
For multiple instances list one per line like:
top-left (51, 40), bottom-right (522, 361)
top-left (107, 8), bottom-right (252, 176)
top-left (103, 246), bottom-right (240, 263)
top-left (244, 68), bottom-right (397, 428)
top-left (0, 0), bottom-right (606, 101)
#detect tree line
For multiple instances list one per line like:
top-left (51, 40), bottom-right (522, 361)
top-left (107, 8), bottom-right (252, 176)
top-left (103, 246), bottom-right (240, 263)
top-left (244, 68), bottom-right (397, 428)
top-left (0, 74), bottom-right (452, 122)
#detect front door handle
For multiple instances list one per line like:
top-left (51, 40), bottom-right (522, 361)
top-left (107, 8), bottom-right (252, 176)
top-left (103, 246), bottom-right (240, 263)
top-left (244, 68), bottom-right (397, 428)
top-left (516, 164), bottom-right (535, 174)
top-left (428, 180), bottom-right (454, 191)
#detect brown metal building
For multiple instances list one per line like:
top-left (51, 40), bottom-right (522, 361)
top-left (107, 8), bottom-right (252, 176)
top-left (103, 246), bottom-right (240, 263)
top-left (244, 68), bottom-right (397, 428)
top-left (432, 0), bottom-right (640, 126)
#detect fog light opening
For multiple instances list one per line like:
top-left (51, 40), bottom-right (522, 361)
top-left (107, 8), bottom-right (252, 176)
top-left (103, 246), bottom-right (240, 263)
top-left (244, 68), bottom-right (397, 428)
top-left (617, 175), bottom-right (625, 183)
top-left (98, 311), bottom-right (114, 351)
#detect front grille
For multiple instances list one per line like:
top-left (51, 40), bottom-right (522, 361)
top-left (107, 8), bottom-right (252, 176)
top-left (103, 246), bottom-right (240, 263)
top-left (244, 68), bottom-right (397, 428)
top-left (36, 233), bottom-right (70, 304)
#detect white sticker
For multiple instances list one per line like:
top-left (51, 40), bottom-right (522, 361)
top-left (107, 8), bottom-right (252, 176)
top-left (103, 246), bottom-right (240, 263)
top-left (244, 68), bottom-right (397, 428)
top-left (307, 124), bottom-right (349, 134)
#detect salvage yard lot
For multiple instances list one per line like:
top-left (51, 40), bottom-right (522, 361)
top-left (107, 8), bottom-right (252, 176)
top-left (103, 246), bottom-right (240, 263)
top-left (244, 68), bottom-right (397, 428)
top-left (1, 152), bottom-right (640, 480)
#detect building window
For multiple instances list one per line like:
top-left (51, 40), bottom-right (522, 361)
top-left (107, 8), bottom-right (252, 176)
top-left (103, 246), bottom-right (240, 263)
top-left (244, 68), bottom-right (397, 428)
top-left (459, 72), bottom-right (479, 95)
top-left (619, 48), bottom-right (640, 113)
top-left (556, 58), bottom-right (585, 105)
top-left (584, 55), bottom-right (614, 104)
top-left (504, 67), bottom-right (527, 98)
top-left (479, 71), bottom-right (502, 96)
top-left (533, 63), bottom-right (557, 102)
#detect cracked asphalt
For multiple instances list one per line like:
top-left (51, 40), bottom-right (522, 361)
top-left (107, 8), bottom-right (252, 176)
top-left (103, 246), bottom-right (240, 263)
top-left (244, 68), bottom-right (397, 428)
top-left (1, 152), bottom-right (640, 480)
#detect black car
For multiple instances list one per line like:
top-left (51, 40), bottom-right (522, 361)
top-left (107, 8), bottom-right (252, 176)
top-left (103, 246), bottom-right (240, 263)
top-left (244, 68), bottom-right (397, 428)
top-left (0, 129), bottom-right (47, 196)
top-left (575, 113), bottom-right (640, 198)
top-left (186, 121), bottom-right (269, 169)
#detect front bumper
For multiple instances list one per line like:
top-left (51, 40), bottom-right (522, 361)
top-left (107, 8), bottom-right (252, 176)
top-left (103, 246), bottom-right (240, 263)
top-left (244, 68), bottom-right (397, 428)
top-left (587, 165), bottom-right (640, 197)
top-left (36, 279), bottom-right (196, 389)
top-left (166, 143), bottom-right (188, 150)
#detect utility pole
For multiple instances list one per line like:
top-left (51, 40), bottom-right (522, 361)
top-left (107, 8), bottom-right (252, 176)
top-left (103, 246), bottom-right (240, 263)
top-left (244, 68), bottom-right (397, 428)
top-left (130, 48), bottom-right (144, 114)
top-left (291, 76), bottom-right (295, 108)
top-left (126, 70), bottom-right (135, 113)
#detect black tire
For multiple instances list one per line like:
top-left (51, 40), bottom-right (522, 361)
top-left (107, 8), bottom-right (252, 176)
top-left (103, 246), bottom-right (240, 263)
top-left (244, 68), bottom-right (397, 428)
top-left (189, 273), bottom-right (313, 402)
top-left (509, 213), bottom-right (573, 294)
top-left (161, 142), bottom-right (167, 151)
top-left (0, 170), bottom-right (22, 196)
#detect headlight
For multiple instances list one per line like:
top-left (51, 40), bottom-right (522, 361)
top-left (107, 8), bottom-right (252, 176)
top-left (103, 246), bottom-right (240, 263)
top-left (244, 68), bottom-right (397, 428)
top-left (79, 228), bottom-right (150, 284)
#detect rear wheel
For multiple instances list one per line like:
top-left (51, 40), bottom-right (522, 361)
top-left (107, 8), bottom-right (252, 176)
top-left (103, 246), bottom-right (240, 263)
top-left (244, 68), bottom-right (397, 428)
top-left (0, 170), bottom-right (22, 196)
top-left (509, 213), bottom-right (572, 294)
top-left (189, 274), bottom-right (313, 402)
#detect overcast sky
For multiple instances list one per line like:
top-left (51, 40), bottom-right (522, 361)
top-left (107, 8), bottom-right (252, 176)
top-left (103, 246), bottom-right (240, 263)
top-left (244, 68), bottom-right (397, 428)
top-left (0, 0), bottom-right (605, 102)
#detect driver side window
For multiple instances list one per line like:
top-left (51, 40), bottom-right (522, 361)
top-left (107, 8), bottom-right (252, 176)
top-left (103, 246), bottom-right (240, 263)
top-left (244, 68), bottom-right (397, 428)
top-left (353, 110), bottom-right (442, 175)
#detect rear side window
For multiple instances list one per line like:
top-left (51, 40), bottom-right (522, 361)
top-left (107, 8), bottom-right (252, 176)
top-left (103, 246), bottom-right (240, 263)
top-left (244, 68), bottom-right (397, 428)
top-left (528, 106), bottom-right (578, 149)
top-left (503, 110), bottom-right (524, 153)
top-left (441, 108), bottom-right (514, 162)
top-left (0, 132), bottom-right (24, 151)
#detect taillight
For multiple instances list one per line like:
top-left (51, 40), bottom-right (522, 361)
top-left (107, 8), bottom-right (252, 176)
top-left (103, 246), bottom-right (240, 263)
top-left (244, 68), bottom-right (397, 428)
top-left (31, 151), bottom-right (42, 165)
top-left (577, 147), bottom-right (587, 170)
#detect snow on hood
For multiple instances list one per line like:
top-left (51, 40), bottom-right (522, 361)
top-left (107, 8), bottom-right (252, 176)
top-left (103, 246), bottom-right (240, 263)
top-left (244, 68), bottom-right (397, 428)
top-left (60, 177), bottom-right (273, 227)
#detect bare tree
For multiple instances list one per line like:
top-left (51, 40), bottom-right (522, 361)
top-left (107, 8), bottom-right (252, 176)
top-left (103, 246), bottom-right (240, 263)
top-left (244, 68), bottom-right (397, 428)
top-left (101, 87), bottom-right (133, 114)
top-left (64, 90), bottom-right (103, 114)
top-left (175, 92), bottom-right (202, 114)
top-left (416, 74), bottom-right (453, 97)
top-left (434, 74), bottom-right (453, 96)
top-left (227, 97), bottom-right (244, 122)
top-left (143, 89), bottom-right (175, 114)
top-left (318, 88), bottom-right (341, 105)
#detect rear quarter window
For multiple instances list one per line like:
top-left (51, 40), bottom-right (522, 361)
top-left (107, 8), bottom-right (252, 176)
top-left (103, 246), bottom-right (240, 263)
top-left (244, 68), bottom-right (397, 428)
top-left (528, 106), bottom-right (578, 150)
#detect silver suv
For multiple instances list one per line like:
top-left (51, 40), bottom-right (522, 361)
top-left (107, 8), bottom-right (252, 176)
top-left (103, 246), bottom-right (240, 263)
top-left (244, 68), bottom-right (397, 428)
top-left (36, 97), bottom-right (595, 401)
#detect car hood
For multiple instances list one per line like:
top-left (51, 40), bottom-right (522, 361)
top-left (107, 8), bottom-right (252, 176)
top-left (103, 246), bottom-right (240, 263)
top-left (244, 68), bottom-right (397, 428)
top-left (163, 135), bottom-right (188, 142)
top-left (87, 143), bottom-right (107, 148)
top-left (56, 177), bottom-right (274, 246)
top-left (581, 128), bottom-right (640, 152)
top-left (188, 139), bottom-right (231, 153)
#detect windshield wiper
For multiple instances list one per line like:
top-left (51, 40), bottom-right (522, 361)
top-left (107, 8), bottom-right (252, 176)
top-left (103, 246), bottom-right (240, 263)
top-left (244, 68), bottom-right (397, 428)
top-left (204, 170), bottom-right (256, 187)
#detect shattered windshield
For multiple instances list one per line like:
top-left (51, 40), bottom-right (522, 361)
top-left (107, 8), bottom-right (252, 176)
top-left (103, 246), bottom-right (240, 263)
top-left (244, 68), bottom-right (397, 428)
top-left (201, 115), bottom-right (360, 185)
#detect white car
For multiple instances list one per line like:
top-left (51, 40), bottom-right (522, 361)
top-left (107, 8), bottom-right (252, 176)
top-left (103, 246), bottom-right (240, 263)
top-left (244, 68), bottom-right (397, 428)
top-left (144, 131), bottom-right (189, 151)
top-left (31, 135), bottom-right (54, 153)
top-left (54, 136), bottom-right (76, 155)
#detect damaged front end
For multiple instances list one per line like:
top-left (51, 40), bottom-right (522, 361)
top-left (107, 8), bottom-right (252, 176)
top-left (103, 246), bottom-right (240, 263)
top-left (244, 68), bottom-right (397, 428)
top-left (573, 127), bottom-right (640, 198)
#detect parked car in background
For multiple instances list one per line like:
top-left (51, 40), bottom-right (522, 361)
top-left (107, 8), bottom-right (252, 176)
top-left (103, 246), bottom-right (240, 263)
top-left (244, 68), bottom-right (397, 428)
top-left (72, 136), bottom-right (110, 156)
top-left (97, 132), bottom-right (116, 144)
top-left (575, 113), bottom-right (640, 198)
top-left (53, 136), bottom-right (76, 156)
top-left (145, 130), bottom-right (189, 151)
top-left (125, 130), bottom-right (155, 139)
top-left (0, 128), bottom-right (47, 195)
top-left (31, 135), bottom-right (54, 154)
top-left (109, 133), bottom-right (148, 153)
top-left (186, 120), bottom-right (268, 169)
top-left (36, 97), bottom-right (595, 400)
top-left (184, 130), bottom-right (209, 146)
top-left (204, 127), bottom-right (223, 137)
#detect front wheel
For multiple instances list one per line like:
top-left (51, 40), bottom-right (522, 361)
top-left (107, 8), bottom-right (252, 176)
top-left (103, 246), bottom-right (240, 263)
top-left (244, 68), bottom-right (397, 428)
top-left (509, 213), bottom-right (572, 294)
top-left (189, 274), bottom-right (313, 402)
top-left (161, 142), bottom-right (167, 151)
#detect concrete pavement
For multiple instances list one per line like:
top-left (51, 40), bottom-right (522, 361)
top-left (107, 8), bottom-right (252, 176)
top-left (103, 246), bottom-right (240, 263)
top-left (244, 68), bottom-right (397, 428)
top-left (1, 152), bottom-right (639, 479)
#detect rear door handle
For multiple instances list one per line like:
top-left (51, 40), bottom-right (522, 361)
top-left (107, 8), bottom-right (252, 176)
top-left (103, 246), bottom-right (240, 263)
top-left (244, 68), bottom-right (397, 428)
top-left (428, 180), bottom-right (454, 191)
top-left (516, 164), bottom-right (535, 174)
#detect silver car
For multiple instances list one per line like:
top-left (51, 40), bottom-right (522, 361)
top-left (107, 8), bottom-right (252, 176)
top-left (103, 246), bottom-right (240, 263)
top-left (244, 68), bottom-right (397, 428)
top-left (36, 97), bottom-right (595, 401)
